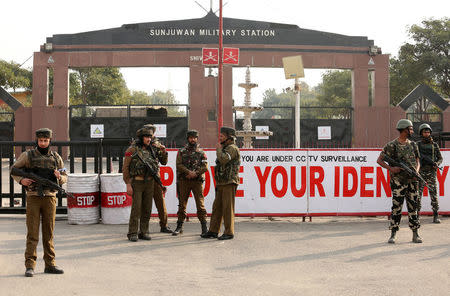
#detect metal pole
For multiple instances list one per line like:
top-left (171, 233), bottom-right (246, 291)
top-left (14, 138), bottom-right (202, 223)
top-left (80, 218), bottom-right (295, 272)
top-left (295, 78), bottom-right (301, 148)
top-left (218, 0), bottom-right (224, 136)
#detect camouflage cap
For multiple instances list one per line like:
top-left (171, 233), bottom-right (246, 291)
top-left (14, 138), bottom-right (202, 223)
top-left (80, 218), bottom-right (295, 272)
top-left (186, 130), bottom-right (199, 138)
top-left (419, 123), bottom-right (432, 134)
top-left (35, 128), bottom-right (52, 138)
top-left (136, 127), bottom-right (152, 137)
top-left (220, 126), bottom-right (236, 137)
top-left (142, 124), bottom-right (156, 134)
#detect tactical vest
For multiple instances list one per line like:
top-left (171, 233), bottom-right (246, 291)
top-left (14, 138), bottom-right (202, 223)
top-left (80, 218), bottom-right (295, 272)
top-left (178, 145), bottom-right (205, 181)
top-left (214, 145), bottom-right (241, 184)
top-left (418, 141), bottom-right (438, 169)
top-left (129, 146), bottom-right (158, 178)
top-left (27, 148), bottom-right (59, 190)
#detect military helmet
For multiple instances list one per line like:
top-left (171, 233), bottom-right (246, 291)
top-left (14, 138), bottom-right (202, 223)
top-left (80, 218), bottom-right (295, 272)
top-left (35, 128), bottom-right (52, 138)
top-left (186, 130), bottom-right (199, 138)
top-left (136, 128), bottom-right (152, 138)
top-left (396, 119), bottom-right (413, 130)
top-left (142, 124), bottom-right (156, 134)
top-left (419, 123), bottom-right (432, 135)
top-left (220, 126), bottom-right (236, 137)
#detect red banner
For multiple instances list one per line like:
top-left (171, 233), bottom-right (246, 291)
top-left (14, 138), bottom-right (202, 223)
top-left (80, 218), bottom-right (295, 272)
top-left (67, 192), bottom-right (100, 208)
top-left (202, 48), bottom-right (219, 65)
top-left (223, 47), bottom-right (239, 65)
top-left (101, 192), bottom-right (132, 208)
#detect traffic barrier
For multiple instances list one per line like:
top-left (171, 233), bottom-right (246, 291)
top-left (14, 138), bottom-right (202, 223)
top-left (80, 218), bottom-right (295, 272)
top-left (67, 174), bottom-right (100, 224)
top-left (100, 173), bottom-right (131, 224)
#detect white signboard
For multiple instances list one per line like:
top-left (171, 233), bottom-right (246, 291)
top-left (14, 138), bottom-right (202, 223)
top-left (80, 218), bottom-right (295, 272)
top-left (318, 126), bottom-right (331, 140)
top-left (154, 124), bottom-right (167, 138)
top-left (255, 126), bottom-right (269, 140)
top-left (149, 149), bottom-right (450, 217)
top-left (90, 124), bottom-right (104, 138)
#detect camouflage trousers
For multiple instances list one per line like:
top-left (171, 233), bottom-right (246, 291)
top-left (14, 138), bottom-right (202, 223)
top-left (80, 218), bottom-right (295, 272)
top-left (418, 168), bottom-right (439, 212)
top-left (389, 179), bottom-right (420, 231)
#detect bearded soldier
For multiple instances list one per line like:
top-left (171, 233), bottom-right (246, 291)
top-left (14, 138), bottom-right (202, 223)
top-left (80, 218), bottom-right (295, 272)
top-left (123, 128), bottom-right (158, 242)
top-left (11, 128), bottom-right (67, 277)
top-left (202, 127), bottom-right (240, 240)
top-left (173, 130), bottom-right (209, 236)
top-left (377, 119), bottom-right (422, 244)
top-left (416, 123), bottom-right (443, 223)
top-left (142, 124), bottom-right (172, 233)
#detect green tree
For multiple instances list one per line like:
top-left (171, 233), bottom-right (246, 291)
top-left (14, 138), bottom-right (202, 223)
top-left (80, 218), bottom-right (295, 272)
top-left (390, 17), bottom-right (449, 105)
top-left (313, 70), bottom-right (352, 119)
top-left (129, 90), bottom-right (151, 105)
top-left (147, 90), bottom-right (184, 116)
top-left (0, 60), bottom-right (32, 92)
top-left (70, 67), bottom-right (129, 105)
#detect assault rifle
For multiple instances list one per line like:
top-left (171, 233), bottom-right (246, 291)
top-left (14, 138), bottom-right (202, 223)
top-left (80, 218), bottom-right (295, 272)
top-left (381, 153), bottom-right (427, 184)
top-left (10, 167), bottom-right (74, 198)
top-left (133, 152), bottom-right (167, 193)
top-left (420, 154), bottom-right (443, 171)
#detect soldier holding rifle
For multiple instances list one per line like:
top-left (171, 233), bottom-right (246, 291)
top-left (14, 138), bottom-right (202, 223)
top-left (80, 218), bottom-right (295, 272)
top-left (416, 123), bottom-right (443, 223)
top-left (10, 128), bottom-right (67, 277)
top-left (123, 128), bottom-right (162, 242)
top-left (377, 119), bottom-right (423, 244)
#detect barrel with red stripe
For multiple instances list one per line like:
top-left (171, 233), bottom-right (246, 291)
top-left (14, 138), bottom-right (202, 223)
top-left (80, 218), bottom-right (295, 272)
top-left (67, 174), bottom-right (100, 224)
top-left (100, 173), bottom-right (131, 224)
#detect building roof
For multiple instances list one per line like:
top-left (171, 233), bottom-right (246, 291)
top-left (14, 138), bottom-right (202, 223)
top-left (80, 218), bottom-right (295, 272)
top-left (397, 84), bottom-right (448, 111)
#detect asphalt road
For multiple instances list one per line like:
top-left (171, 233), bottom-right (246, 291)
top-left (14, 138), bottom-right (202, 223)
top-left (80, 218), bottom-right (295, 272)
top-left (0, 215), bottom-right (448, 296)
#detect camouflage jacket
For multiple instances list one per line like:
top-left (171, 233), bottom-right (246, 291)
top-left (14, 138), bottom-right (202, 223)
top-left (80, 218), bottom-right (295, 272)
top-left (416, 139), bottom-right (443, 171)
top-left (215, 140), bottom-right (240, 186)
top-left (123, 144), bottom-right (159, 184)
top-left (176, 143), bottom-right (208, 182)
top-left (383, 139), bottom-right (420, 182)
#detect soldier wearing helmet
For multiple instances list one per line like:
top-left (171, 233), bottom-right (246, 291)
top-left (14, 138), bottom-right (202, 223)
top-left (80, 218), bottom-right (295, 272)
top-left (10, 128), bottom-right (67, 277)
top-left (376, 119), bottom-right (422, 244)
top-left (141, 124), bottom-right (172, 234)
top-left (173, 130), bottom-right (209, 236)
top-left (123, 127), bottom-right (158, 241)
top-left (202, 126), bottom-right (241, 240)
top-left (416, 123), bottom-right (443, 223)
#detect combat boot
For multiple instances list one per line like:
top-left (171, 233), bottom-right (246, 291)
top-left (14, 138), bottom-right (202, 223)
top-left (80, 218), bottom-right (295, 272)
top-left (172, 222), bottom-right (183, 236)
top-left (388, 230), bottom-right (396, 244)
top-left (200, 221), bottom-right (208, 236)
top-left (412, 229), bottom-right (423, 243)
top-left (160, 226), bottom-right (173, 233)
top-left (432, 211), bottom-right (441, 224)
top-left (138, 233), bottom-right (152, 240)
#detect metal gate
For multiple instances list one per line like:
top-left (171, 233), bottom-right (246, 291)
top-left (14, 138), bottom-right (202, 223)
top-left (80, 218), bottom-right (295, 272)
top-left (234, 106), bottom-right (353, 148)
top-left (69, 104), bottom-right (189, 156)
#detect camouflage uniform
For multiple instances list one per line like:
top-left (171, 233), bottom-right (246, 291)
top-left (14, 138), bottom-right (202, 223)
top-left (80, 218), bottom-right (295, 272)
top-left (417, 139), bottom-right (443, 213)
top-left (208, 129), bottom-right (241, 237)
top-left (123, 137), bottom-right (159, 239)
top-left (10, 128), bottom-right (67, 272)
top-left (383, 139), bottom-right (420, 231)
top-left (176, 143), bottom-right (208, 223)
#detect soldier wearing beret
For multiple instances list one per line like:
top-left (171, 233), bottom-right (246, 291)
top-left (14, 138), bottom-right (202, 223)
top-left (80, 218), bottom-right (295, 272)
top-left (11, 128), bottom-right (67, 277)
top-left (173, 130), bottom-right (209, 236)
top-left (202, 126), bottom-right (240, 240)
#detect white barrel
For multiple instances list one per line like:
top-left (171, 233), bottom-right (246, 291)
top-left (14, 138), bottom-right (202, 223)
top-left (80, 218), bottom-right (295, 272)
top-left (67, 174), bottom-right (100, 225)
top-left (100, 173), bottom-right (131, 224)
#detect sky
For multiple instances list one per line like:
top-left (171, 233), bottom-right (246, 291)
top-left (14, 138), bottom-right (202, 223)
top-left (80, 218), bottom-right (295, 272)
top-left (0, 0), bottom-right (448, 105)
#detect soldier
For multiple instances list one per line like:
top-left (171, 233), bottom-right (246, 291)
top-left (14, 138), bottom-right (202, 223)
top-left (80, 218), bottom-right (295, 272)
top-left (376, 119), bottom-right (422, 244)
top-left (142, 124), bottom-right (172, 233)
top-left (10, 128), bottom-right (66, 277)
top-left (173, 130), bottom-right (209, 236)
top-left (123, 128), bottom-right (158, 242)
top-left (202, 127), bottom-right (240, 240)
top-left (416, 123), bottom-right (443, 223)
